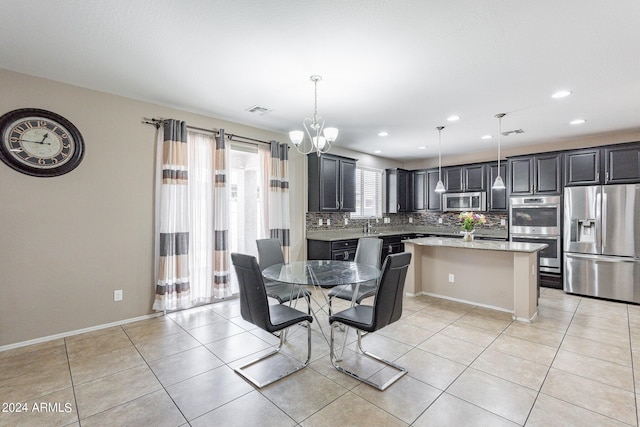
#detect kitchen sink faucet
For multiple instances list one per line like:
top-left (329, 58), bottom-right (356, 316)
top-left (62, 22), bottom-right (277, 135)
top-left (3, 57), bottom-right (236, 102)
top-left (367, 216), bottom-right (376, 234)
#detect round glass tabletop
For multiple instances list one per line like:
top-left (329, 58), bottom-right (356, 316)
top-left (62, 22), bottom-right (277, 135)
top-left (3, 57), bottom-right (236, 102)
top-left (262, 260), bottom-right (380, 288)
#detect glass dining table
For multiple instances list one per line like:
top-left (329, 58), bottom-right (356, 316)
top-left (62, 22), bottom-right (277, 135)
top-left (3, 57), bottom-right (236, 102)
top-left (262, 260), bottom-right (381, 346)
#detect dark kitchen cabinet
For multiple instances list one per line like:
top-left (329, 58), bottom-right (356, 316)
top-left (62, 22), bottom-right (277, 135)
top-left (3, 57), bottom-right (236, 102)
top-left (412, 169), bottom-right (427, 211)
top-left (565, 142), bottom-right (640, 186)
top-left (564, 148), bottom-right (602, 186)
top-left (308, 153), bottom-right (357, 212)
top-left (508, 153), bottom-right (562, 195)
top-left (426, 168), bottom-right (443, 211)
top-left (445, 164), bottom-right (485, 192)
top-left (604, 142), bottom-right (640, 184)
top-left (444, 166), bottom-right (463, 192)
top-left (380, 234), bottom-right (412, 265)
top-left (307, 238), bottom-right (358, 261)
top-left (487, 162), bottom-right (507, 211)
top-left (386, 168), bottom-right (412, 213)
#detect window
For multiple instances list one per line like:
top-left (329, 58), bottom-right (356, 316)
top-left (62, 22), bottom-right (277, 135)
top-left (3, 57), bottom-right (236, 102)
top-left (351, 166), bottom-right (383, 218)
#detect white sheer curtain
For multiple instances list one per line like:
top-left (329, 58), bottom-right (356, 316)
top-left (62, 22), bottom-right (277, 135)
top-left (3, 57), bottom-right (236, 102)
top-left (153, 125), bottom-right (232, 311)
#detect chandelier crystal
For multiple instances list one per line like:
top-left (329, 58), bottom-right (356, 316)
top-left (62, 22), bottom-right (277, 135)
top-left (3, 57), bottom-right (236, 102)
top-left (492, 113), bottom-right (506, 190)
top-left (289, 75), bottom-right (338, 156)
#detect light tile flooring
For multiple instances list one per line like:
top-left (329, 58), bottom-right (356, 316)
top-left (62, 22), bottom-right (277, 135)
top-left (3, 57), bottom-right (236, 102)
top-left (2, 287), bottom-right (640, 426)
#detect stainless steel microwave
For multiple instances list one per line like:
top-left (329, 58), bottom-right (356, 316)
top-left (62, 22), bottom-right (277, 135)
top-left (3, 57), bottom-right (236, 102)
top-left (442, 192), bottom-right (487, 212)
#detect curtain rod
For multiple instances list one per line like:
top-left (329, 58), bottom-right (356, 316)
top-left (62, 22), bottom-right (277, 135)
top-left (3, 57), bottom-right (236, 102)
top-left (142, 117), bottom-right (277, 146)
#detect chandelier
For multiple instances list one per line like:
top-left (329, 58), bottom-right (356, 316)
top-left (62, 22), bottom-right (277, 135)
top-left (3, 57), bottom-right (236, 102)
top-left (289, 75), bottom-right (338, 156)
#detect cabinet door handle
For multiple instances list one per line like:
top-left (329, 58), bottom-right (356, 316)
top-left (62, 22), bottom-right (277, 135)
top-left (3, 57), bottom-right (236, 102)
top-left (596, 172), bottom-right (599, 182)
top-left (344, 251), bottom-right (349, 260)
top-left (605, 171), bottom-right (609, 183)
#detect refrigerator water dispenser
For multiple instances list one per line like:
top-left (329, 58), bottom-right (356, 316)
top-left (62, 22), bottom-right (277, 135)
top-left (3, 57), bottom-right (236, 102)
top-left (570, 219), bottom-right (597, 243)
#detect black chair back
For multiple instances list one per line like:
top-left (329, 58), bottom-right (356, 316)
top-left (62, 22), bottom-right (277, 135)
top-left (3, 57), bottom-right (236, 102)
top-left (371, 252), bottom-right (412, 330)
top-left (231, 252), bottom-right (273, 332)
top-left (256, 238), bottom-right (285, 270)
top-left (354, 237), bottom-right (383, 269)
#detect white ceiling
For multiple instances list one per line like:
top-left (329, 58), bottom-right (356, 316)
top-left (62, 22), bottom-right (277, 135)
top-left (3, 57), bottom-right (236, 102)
top-left (2, 0), bottom-right (639, 160)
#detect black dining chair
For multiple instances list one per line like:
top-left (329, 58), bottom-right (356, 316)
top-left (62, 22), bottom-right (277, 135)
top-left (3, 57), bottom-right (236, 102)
top-left (329, 252), bottom-right (412, 390)
top-left (231, 253), bottom-right (313, 388)
top-left (256, 238), bottom-right (311, 314)
top-left (327, 237), bottom-right (382, 315)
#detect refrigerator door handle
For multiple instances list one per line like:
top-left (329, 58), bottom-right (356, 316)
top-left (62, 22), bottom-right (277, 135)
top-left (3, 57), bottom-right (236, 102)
top-left (602, 192), bottom-right (607, 251)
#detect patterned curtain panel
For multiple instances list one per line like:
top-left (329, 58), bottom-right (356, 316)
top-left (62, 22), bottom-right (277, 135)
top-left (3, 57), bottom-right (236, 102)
top-left (268, 141), bottom-right (291, 262)
top-left (213, 130), bottom-right (232, 298)
top-left (153, 120), bottom-right (191, 311)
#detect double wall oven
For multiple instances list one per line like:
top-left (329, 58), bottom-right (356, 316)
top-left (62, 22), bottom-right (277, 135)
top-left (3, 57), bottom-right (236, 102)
top-left (509, 195), bottom-right (562, 274)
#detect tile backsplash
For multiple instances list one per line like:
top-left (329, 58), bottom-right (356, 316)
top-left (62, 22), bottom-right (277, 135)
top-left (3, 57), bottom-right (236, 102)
top-left (306, 211), bottom-right (508, 232)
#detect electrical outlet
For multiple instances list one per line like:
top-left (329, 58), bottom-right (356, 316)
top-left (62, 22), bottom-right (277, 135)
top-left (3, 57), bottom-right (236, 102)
top-left (318, 219), bottom-right (323, 226)
top-left (448, 274), bottom-right (455, 283)
top-left (327, 219), bottom-right (331, 226)
top-left (114, 290), bottom-right (123, 301)
top-left (409, 217), bottom-right (413, 223)
top-left (344, 218), bottom-right (349, 225)
top-left (438, 218), bottom-right (443, 224)
top-left (501, 218), bottom-right (506, 226)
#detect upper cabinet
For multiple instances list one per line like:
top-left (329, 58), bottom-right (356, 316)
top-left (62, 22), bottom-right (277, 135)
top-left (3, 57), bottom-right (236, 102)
top-left (426, 168), bottom-right (443, 211)
top-left (411, 169), bottom-right (427, 212)
top-left (509, 153), bottom-right (562, 195)
top-left (444, 164), bottom-right (486, 192)
top-left (564, 148), bottom-right (601, 186)
top-left (308, 153), bottom-right (357, 212)
top-left (486, 162), bottom-right (507, 211)
top-left (386, 168), bottom-right (412, 213)
top-left (604, 143), bottom-right (640, 184)
top-left (565, 142), bottom-right (640, 186)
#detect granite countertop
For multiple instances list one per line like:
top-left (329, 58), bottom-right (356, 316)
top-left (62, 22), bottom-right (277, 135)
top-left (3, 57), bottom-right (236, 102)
top-left (306, 227), bottom-right (508, 242)
top-left (402, 236), bottom-right (547, 253)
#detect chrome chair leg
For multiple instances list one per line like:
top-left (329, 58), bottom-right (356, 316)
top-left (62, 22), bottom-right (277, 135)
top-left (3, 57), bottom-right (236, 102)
top-left (234, 320), bottom-right (312, 388)
top-left (330, 323), bottom-right (407, 391)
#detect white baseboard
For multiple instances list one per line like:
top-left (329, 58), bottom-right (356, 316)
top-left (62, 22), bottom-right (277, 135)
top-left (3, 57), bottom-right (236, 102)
top-left (0, 312), bottom-right (163, 353)
top-left (420, 291), bottom-right (514, 315)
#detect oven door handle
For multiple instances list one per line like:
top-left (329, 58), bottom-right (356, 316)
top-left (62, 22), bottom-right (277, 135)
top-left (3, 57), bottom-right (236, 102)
top-left (510, 205), bottom-right (560, 209)
top-left (511, 235), bottom-right (560, 240)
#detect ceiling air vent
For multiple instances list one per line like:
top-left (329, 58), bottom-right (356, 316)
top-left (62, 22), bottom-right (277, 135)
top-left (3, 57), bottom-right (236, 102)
top-left (245, 105), bottom-right (272, 115)
top-left (502, 129), bottom-right (524, 136)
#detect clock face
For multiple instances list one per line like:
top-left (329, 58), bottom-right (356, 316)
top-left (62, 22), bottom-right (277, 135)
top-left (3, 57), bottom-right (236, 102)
top-left (0, 109), bottom-right (84, 177)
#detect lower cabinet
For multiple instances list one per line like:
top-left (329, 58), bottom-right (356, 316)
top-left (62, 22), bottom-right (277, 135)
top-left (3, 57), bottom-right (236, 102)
top-left (308, 233), bottom-right (414, 264)
top-left (380, 234), bottom-right (414, 265)
top-left (308, 239), bottom-right (358, 261)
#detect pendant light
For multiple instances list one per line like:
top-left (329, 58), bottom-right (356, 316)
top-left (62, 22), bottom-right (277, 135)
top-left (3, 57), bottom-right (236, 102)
top-left (435, 126), bottom-right (446, 193)
top-left (492, 113), bottom-right (506, 190)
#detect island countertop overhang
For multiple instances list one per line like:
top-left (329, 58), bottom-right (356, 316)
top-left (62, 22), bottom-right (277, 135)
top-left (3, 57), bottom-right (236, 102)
top-left (402, 237), bottom-right (547, 253)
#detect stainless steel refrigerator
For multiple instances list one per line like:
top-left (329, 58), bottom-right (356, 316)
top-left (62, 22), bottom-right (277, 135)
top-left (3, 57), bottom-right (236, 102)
top-left (564, 184), bottom-right (640, 303)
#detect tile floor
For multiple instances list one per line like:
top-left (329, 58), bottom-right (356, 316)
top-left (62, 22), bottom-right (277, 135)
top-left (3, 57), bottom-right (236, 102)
top-left (2, 287), bottom-right (640, 426)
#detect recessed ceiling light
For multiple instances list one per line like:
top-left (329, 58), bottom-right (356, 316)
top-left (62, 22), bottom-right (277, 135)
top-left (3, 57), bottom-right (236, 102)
top-left (378, 131), bottom-right (388, 137)
top-left (481, 135), bottom-right (493, 140)
top-left (570, 119), bottom-right (586, 125)
top-left (418, 146), bottom-right (427, 150)
top-left (552, 90), bottom-right (572, 99)
top-left (374, 150), bottom-right (382, 154)
top-left (447, 115), bottom-right (460, 122)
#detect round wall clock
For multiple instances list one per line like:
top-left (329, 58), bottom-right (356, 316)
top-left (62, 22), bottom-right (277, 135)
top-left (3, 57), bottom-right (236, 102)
top-left (0, 108), bottom-right (85, 177)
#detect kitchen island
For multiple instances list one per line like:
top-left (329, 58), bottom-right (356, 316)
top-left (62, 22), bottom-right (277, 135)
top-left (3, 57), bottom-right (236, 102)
top-left (403, 237), bottom-right (547, 322)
